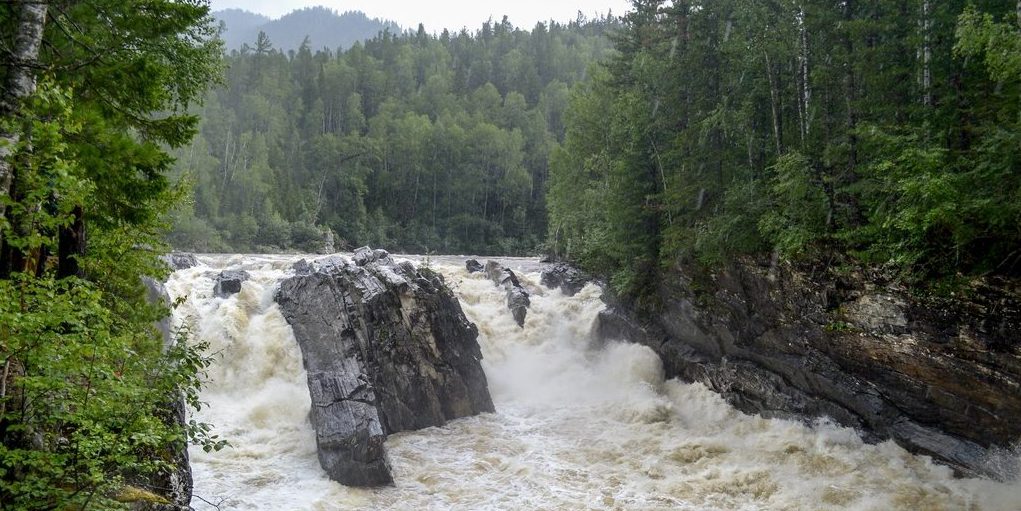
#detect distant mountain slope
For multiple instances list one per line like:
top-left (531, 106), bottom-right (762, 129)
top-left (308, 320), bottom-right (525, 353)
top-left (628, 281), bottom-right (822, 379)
top-left (214, 6), bottom-right (400, 52)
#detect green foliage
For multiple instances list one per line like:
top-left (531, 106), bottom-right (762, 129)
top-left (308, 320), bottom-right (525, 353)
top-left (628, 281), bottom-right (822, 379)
top-left (0, 276), bottom-right (218, 509)
top-left (0, 81), bottom-right (221, 510)
top-left (548, 0), bottom-right (1021, 296)
top-left (758, 153), bottom-right (830, 257)
top-left (1, 1), bottom-right (224, 507)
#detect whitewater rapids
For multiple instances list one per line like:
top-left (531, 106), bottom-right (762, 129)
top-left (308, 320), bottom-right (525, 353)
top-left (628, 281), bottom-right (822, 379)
top-left (164, 254), bottom-right (1020, 511)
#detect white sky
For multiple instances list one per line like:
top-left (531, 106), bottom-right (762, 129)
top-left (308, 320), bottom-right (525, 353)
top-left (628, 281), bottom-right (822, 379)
top-left (210, 1), bottom-right (631, 32)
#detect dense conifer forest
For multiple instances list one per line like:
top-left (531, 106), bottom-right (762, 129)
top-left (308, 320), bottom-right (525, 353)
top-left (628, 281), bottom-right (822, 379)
top-left (170, 16), bottom-right (618, 255)
top-left (548, 0), bottom-right (1021, 294)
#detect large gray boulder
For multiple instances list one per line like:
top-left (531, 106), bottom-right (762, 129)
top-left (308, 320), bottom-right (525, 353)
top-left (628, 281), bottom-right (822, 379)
top-left (484, 261), bottom-right (530, 327)
top-left (275, 249), bottom-right (494, 487)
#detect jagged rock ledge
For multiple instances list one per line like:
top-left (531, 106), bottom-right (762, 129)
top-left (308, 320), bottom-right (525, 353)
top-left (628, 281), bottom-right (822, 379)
top-left (276, 248), bottom-right (494, 486)
top-left (596, 258), bottom-right (1021, 480)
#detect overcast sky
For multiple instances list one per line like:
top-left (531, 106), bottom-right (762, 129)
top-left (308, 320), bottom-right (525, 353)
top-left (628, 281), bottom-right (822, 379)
top-left (210, 1), bottom-right (631, 32)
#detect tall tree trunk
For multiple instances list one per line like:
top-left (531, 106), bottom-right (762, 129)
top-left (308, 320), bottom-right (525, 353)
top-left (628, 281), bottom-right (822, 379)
top-left (922, 0), bottom-right (932, 107)
top-left (843, 0), bottom-right (858, 176)
top-left (57, 206), bottom-right (85, 279)
top-left (0, 1), bottom-right (48, 237)
top-left (798, 4), bottom-right (811, 142)
top-left (764, 51), bottom-right (784, 155)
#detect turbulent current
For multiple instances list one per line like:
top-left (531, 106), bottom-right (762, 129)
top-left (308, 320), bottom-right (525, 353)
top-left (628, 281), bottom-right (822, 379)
top-left (164, 254), bottom-right (1020, 511)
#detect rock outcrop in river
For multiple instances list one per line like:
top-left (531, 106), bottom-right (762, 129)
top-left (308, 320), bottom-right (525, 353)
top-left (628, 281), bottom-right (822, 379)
top-left (275, 248), bottom-right (494, 486)
top-left (484, 260), bottom-right (530, 327)
top-left (597, 258), bottom-right (1021, 480)
top-left (540, 262), bottom-right (591, 297)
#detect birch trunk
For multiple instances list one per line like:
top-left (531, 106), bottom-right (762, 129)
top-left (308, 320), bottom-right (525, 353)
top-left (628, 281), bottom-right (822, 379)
top-left (798, 5), bottom-right (811, 141)
top-left (764, 51), bottom-right (784, 155)
top-left (922, 0), bottom-right (932, 107)
top-left (0, 1), bottom-right (48, 226)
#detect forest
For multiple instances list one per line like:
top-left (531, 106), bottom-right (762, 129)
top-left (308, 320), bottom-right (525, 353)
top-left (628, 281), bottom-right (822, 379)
top-left (548, 0), bottom-right (1021, 295)
top-left (170, 15), bottom-right (618, 255)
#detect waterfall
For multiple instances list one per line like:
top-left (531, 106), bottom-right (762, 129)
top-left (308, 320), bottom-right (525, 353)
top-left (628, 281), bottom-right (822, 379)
top-left (166, 254), bottom-right (1019, 510)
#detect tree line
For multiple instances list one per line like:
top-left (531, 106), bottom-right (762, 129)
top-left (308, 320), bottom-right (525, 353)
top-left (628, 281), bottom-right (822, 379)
top-left (548, 0), bottom-right (1021, 295)
top-left (171, 15), bottom-right (618, 255)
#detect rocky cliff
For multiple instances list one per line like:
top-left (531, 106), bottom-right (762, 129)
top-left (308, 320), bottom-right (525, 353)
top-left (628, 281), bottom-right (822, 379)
top-left (275, 248), bottom-right (494, 486)
top-left (595, 258), bottom-right (1021, 480)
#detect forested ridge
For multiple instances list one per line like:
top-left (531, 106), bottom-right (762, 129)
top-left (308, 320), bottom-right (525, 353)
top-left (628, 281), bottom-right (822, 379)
top-left (213, 7), bottom-right (400, 52)
top-left (548, 0), bottom-right (1021, 295)
top-left (170, 16), bottom-right (618, 255)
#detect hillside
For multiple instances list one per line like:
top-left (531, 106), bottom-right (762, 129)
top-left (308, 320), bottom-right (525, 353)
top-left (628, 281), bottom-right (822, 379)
top-left (170, 17), bottom-right (618, 255)
top-left (214, 6), bottom-right (400, 52)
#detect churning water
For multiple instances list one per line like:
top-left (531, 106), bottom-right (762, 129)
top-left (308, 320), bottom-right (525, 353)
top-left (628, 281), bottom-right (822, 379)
top-left (164, 254), bottom-right (1020, 511)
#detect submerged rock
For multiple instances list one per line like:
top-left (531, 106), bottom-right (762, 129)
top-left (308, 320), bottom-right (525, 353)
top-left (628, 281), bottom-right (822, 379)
top-left (484, 260), bottom-right (530, 327)
top-left (275, 249), bottom-right (494, 487)
top-left (212, 270), bottom-right (250, 298)
top-left (540, 262), bottom-right (591, 297)
top-left (598, 259), bottom-right (1021, 480)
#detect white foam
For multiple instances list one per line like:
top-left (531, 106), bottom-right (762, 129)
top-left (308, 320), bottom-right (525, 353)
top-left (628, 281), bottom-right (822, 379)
top-left (165, 255), bottom-right (1021, 511)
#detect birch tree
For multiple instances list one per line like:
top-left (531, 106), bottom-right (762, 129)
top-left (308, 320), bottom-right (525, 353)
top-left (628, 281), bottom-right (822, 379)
top-left (0, 1), bottom-right (47, 232)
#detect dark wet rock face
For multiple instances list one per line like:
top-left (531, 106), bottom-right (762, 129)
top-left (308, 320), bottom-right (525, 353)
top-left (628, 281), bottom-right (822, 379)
top-left (540, 262), bottom-right (591, 297)
top-left (275, 249), bottom-right (494, 487)
top-left (128, 397), bottom-right (194, 511)
top-left (163, 253), bottom-right (198, 271)
top-left (484, 260), bottom-right (530, 327)
top-left (598, 260), bottom-right (1021, 480)
top-left (213, 270), bottom-right (250, 298)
